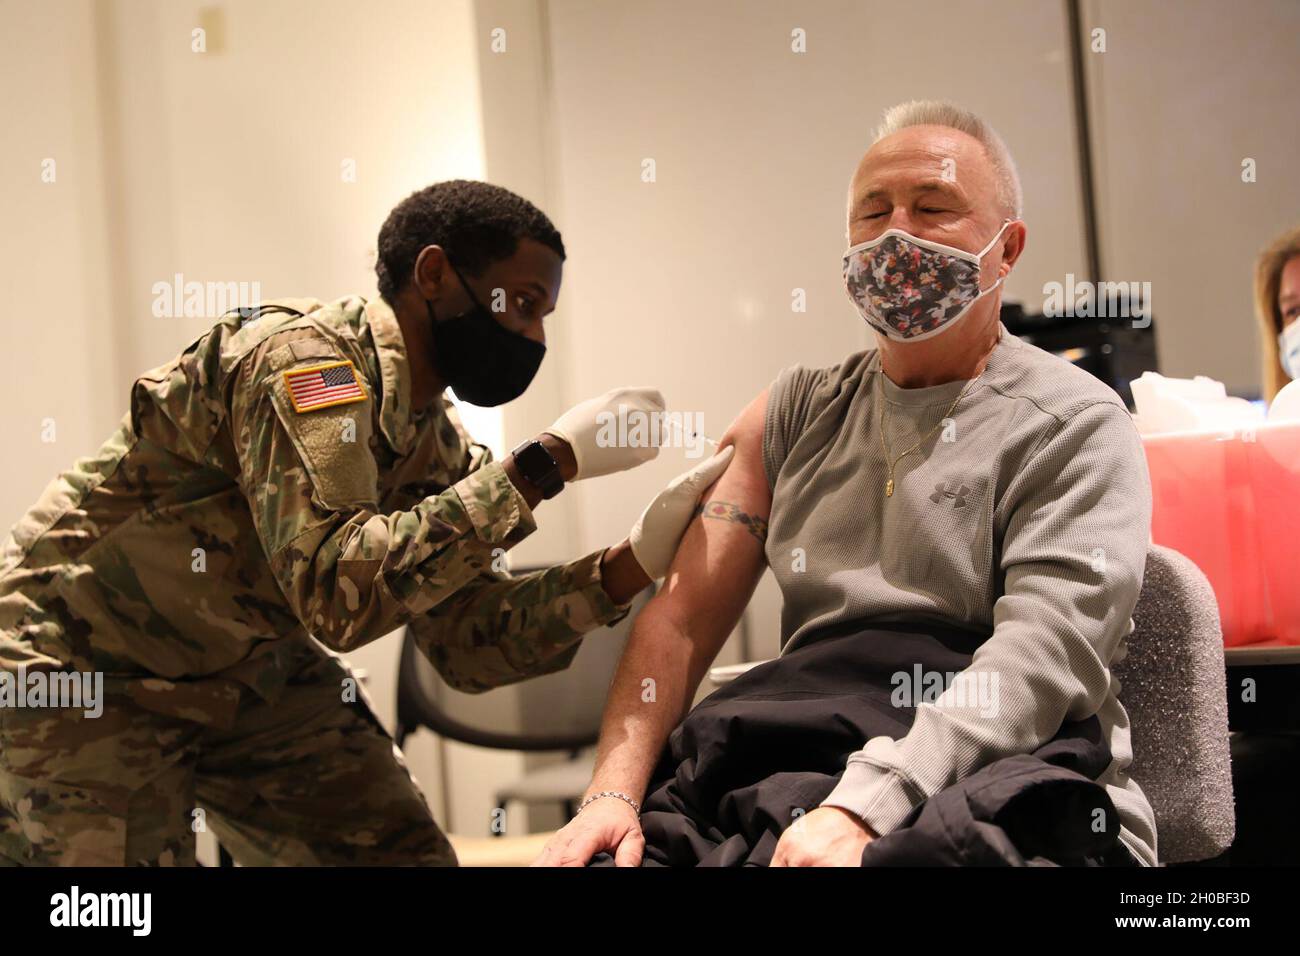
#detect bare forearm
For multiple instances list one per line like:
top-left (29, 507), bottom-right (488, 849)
top-left (585, 611), bottom-right (715, 801)
top-left (586, 523), bottom-right (766, 800)
top-left (584, 389), bottom-right (772, 804)
top-left (598, 538), bottom-right (652, 605)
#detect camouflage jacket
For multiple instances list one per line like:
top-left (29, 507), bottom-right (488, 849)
top-left (0, 296), bottom-right (631, 726)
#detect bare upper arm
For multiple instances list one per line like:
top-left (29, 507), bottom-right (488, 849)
top-left (650, 387), bottom-right (771, 650)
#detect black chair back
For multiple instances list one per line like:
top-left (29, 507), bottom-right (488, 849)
top-left (395, 570), bottom-right (654, 751)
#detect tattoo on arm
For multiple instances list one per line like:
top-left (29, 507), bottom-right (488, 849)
top-left (693, 500), bottom-right (768, 544)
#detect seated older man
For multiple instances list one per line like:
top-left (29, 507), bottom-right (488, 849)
top-left (535, 100), bottom-right (1157, 868)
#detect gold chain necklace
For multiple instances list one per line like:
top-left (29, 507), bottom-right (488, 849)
top-left (877, 364), bottom-right (980, 498)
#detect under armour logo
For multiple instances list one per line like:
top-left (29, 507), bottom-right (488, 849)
top-left (930, 481), bottom-right (971, 508)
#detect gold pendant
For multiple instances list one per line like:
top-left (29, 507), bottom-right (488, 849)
top-left (885, 477), bottom-right (894, 497)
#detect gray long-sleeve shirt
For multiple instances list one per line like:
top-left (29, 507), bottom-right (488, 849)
top-left (762, 322), bottom-right (1158, 866)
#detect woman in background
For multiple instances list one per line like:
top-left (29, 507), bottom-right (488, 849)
top-left (1256, 225), bottom-right (1300, 401)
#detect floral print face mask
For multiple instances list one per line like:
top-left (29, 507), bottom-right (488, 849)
top-left (843, 220), bottom-right (1013, 342)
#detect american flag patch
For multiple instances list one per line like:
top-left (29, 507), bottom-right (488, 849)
top-left (283, 360), bottom-right (367, 413)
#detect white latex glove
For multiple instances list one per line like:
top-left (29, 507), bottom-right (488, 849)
top-left (628, 445), bottom-right (735, 580)
top-left (544, 386), bottom-right (666, 481)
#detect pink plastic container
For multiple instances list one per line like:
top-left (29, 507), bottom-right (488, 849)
top-left (1142, 422), bottom-right (1300, 646)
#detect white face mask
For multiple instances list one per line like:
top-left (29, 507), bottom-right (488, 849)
top-left (1280, 321), bottom-right (1300, 381)
top-left (843, 220), bottom-right (1013, 342)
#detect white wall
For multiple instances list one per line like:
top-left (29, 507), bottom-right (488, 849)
top-left (1085, 0), bottom-right (1300, 395)
top-left (0, 0), bottom-right (489, 837)
top-left (0, 0), bottom-right (119, 522)
top-left (541, 0), bottom-right (1092, 660)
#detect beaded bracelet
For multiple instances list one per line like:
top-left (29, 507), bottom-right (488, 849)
top-left (576, 790), bottom-right (641, 815)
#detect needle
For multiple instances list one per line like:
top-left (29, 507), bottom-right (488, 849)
top-left (665, 419), bottom-right (720, 448)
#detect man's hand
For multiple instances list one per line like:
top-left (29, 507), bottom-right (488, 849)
top-left (629, 445), bottom-right (735, 580)
top-left (532, 797), bottom-right (644, 867)
top-left (544, 386), bottom-right (666, 480)
top-left (770, 806), bottom-right (876, 867)
top-left (596, 447), bottom-right (736, 605)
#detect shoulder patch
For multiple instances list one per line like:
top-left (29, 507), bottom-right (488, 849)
top-left (283, 360), bottom-right (368, 413)
top-left (269, 359), bottom-right (378, 510)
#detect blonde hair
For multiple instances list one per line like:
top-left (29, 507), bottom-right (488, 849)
top-left (872, 100), bottom-right (1023, 220)
top-left (1254, 225), bottom-right (1300, 402)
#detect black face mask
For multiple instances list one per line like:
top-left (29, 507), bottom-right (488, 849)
top-left (426, 263), bottom-right (546, 407)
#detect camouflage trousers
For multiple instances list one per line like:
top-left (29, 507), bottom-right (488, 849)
top-left (0, 643), bottom-right (455, 866)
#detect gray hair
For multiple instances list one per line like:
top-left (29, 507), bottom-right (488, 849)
top-left (872, 100), bottom-right (1023, 219)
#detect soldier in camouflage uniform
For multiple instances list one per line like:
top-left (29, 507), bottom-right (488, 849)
top-left (0, 181), bottom-right (729, 865)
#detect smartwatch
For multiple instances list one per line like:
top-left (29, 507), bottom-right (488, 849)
top-left (509, 438), bottom-right (565, 499)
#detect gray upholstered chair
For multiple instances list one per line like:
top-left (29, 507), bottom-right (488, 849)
top-left (1113, 543), bottom-right (1235, 863)
top-left (709, 543), bottom-right (1237, 865)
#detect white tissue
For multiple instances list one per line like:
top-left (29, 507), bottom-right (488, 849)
top-left (1268, 378), bottom-right (1300, 423)
top-left (1130, 371), bottom-right (1266, 436)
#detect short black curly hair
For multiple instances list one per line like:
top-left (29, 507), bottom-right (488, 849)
top-left (375, 179), bottom-right (565, 303)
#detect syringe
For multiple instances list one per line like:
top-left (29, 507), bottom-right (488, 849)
top-left (665, 418), bottom-right (720, 449)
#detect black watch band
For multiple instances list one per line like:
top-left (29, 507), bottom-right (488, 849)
top-left (510, 439), bottom-right (565, 499)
